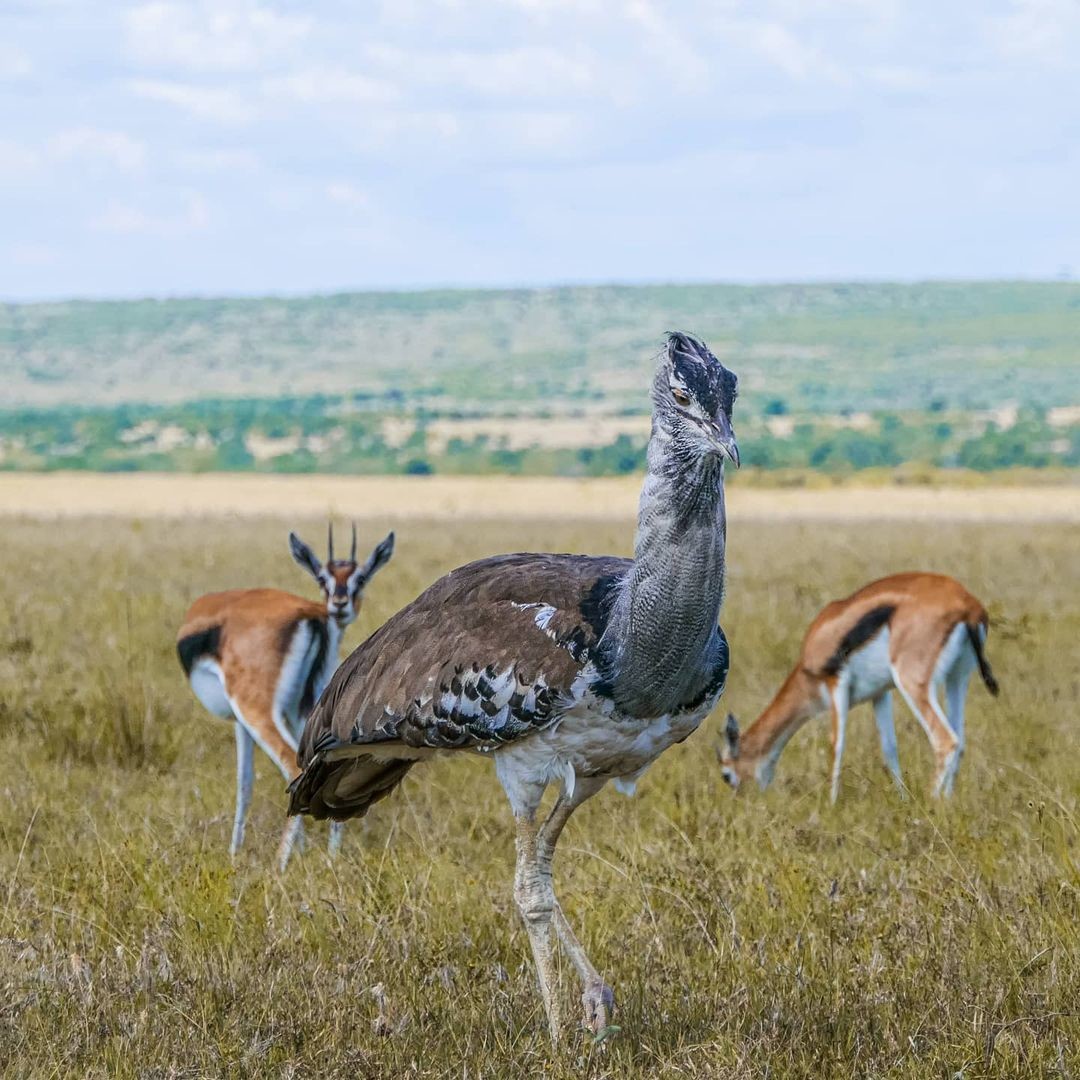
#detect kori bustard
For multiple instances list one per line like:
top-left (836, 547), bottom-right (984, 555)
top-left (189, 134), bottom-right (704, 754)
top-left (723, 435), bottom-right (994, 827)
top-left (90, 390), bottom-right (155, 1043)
top-left (288, 333), bottom-right (739, 1043)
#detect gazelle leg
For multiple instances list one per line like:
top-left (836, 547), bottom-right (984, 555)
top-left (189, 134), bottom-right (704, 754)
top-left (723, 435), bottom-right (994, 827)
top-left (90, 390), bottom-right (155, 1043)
top-left (226, 693), bottom-right (303, 869)
top-left (942, 666), bottom-right (972, 797)
top-left (890, 667), bottom-right (958, 798)
top-left (872, 691), bottom-right (905, 794)
top-left (231, 722), bottom-right (254, 856)
top-left (327, 821), bottom-right (345, 857)
top-left (828, 681), bottom-right (850, 804)
top-left (513, 815), bottom-right (563, 1045)
top-left (536, 778), bottom-right (612, 1036)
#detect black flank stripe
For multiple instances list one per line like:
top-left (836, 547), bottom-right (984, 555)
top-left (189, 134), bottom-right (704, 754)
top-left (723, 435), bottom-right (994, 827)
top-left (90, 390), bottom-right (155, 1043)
top-left (177, 625), bottom-right (222, 676)
top-left (821, 605), bottom-right (896, 677)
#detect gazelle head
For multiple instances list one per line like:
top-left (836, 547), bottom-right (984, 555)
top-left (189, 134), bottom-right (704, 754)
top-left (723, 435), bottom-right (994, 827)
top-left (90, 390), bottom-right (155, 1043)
top-left (289, 523), bottom-right (395, 628)
top-left (717, 711), bottom-right (777, 792)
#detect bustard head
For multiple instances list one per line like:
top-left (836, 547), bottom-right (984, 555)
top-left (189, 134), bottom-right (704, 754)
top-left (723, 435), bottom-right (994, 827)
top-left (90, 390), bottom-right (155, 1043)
top-left (654, 331), bottom-right (740, 467)
top-left (288, 523), bottom-right (395, 628)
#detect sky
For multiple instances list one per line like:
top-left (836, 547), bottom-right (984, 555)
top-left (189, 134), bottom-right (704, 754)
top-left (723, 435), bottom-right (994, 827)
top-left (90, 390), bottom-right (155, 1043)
top-left (1, 0), bottom-right (1078, 300)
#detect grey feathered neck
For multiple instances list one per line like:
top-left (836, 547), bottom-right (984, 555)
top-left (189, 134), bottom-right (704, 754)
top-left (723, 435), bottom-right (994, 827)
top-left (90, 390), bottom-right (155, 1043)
top-left (600, 352), bottom-right (730, 718)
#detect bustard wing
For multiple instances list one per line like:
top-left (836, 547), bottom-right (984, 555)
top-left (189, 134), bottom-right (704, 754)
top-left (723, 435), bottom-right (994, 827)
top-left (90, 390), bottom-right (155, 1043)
top-left (287, 552), bottom-right (629, 821)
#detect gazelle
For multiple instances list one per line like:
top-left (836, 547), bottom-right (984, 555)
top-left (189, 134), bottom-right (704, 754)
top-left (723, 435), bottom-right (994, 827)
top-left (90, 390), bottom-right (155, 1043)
top-left (719, 572), bottom-right (999, 801)
top-left (177, 523), bottom-right (395, 869)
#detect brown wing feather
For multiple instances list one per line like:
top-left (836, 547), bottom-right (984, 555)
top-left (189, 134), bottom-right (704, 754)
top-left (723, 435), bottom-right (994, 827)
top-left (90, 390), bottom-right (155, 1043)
top-left (288, 553), bottom-right (628, 821)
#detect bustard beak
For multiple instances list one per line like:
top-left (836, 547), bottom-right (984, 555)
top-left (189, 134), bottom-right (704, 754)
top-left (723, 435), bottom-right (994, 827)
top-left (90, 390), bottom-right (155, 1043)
top-left (711, 412), bottom-right (740, 468)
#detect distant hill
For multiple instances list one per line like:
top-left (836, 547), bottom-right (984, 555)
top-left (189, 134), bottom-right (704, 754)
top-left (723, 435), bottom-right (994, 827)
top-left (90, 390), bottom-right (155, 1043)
top-left (0, 282), bottom-right (1077, 475)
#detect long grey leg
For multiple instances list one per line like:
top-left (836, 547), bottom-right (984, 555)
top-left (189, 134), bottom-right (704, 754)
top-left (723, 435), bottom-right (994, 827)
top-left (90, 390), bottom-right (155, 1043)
top-left (873, 691), bottom-right (905, 794)
top-left (231, 722), bottom-right (254, 856)
top-left (513, 815), bottom-right (563, 1045)
top-left (536, 778), bottom-right (613, 1036)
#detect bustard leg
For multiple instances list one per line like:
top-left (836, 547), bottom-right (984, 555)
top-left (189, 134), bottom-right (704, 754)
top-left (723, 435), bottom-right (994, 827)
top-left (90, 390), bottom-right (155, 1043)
top-left (513, 816), bottom-right (563, 1044)
top-left (536, 779), bottom-right (614, 1037)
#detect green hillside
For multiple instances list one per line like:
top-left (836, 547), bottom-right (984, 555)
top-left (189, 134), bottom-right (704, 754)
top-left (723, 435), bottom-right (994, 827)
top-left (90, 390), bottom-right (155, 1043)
top-left (1, 282), bottom-right (1077, 475)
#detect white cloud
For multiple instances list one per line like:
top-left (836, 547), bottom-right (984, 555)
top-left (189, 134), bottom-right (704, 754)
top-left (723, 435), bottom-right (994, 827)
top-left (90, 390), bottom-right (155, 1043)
top-left (48, 127), bottom-right (146, 172)
top-left (864, 65), bottom-right (932, 92)
top-left (0, 139), bottom-right (40, 177)
top-left (130, 79), bottom-right (253, 124)
top-left (738, 20), bottom-right (851, 84)
top-left (175, 148), bottom-right (260, 172)
top-left (326, 182), bottom-right (370, 211)
top-left (364, 44), bottom-right (595, 102)
top-left (988, 0), bottom-right (1080, 67)
top-left (3, 0), bottom-right (1079, 295)
top-left (125, 0), bottom-right (309, 72)
top-left (626, 1), bottom-right (709, 93)
top-left (0, 45), bottom-right (33, 81)
top-left (264, 69), bottom-right (398, 106)
top-left (90, 193), bottom-right (210, 235)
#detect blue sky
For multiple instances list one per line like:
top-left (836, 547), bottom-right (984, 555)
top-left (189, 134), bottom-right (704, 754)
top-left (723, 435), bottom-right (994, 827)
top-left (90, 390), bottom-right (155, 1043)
top-left (1, 0), bottom-right (1077, 299)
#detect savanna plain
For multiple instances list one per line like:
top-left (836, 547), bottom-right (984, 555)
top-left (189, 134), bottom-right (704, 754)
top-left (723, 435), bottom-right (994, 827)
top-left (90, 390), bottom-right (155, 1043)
top-left (2, 497), bottom-right (1078, 1078)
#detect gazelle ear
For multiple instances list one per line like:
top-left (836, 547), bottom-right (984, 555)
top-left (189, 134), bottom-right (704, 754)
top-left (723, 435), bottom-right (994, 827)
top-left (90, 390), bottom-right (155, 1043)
top-left (359, 531), bottom-right (395, 582)
top-left (289, 532), bottom-right (323, 581)
top-left (347, 531), bottom-right (395, 595)
top-left (724, 713), bottom-right (740, 758)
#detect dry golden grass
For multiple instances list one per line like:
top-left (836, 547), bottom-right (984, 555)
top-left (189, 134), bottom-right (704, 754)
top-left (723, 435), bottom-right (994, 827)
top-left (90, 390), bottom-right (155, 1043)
top-left (1, 509), bottom-right (1078, 1077)
top-left (1, 472), bottom-right (1079, 522)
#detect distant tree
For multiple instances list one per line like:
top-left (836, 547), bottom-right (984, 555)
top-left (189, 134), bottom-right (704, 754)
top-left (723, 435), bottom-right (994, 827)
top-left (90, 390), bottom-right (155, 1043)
top-left (214, 435), bottom-right (254, 470)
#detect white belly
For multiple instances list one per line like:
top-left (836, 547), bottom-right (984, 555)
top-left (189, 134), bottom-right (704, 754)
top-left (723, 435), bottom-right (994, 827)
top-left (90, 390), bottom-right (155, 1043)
top-left (845, 628), bottom-right (894, 704)
top-left (493, 689), bottom-right (709, 815)
top-left (190, 658), bottom-right (232, 718)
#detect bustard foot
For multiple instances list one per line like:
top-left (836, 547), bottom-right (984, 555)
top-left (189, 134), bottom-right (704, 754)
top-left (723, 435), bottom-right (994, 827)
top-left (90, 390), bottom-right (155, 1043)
top-left (581, 979), bottom-right (616, 1039)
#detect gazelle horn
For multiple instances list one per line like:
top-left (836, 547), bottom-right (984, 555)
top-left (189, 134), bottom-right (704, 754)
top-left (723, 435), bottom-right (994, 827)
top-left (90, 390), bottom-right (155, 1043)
top-left (327, 521), bottom-right (335, 563)
top-left (350, 521), bottom-right (357, 562)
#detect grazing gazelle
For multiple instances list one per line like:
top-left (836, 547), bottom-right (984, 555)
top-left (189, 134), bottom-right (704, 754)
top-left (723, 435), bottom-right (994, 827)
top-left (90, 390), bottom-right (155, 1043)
top-left (719, 572), bottom-right (999, 801)
top-left (177, 523), bottom-right (394, 869)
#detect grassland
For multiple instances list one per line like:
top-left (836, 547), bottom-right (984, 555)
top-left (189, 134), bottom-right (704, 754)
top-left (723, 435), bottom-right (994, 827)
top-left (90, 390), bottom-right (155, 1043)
top-left (2, 507), bottom-right (1079, 1077)
top-left (2, 472), bottom-right (1080, 523)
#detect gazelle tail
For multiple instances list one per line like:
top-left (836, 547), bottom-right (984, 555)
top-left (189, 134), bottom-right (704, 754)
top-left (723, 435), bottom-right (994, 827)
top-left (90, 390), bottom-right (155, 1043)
top-left (965, 621), bottom-right (999, 697)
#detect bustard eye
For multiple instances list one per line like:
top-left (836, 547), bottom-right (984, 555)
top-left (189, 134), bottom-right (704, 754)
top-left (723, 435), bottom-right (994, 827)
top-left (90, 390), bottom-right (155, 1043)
top-left (672, 387), bottom-right (691, 407)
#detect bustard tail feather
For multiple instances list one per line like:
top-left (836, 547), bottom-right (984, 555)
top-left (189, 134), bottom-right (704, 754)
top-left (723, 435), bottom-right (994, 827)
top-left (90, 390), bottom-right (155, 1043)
top-left (287, 751), bottom-right (415, 821)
